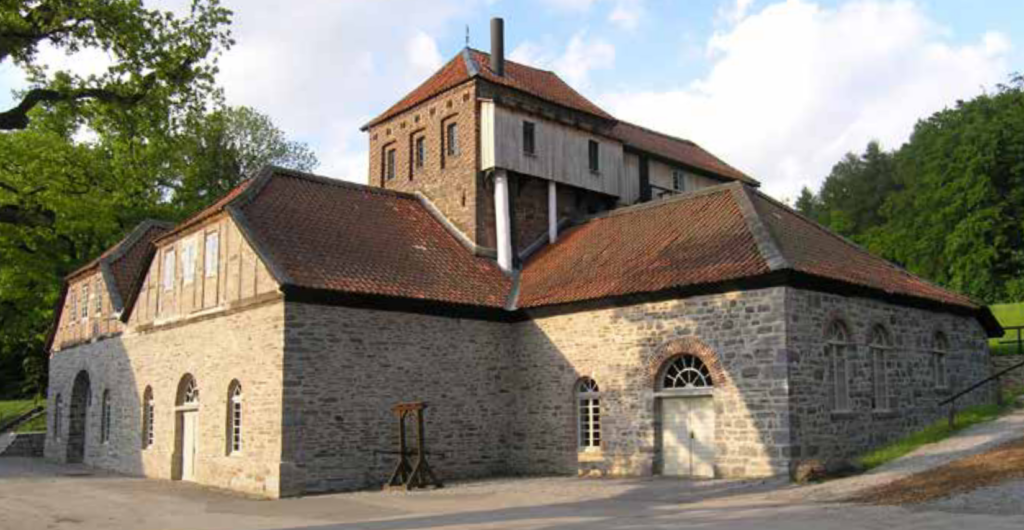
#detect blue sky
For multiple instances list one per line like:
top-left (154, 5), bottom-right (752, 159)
top-left (2, 0), bottom-right (1022, 200)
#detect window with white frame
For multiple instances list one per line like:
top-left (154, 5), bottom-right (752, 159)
top-left (142, 386), bottom-right (154, 449)
top-left (827, 320), bottom-right (852, 411)
top-left (54, 394), bottom-right (63, 440)
top-left (577, 378), bottom-right (601, 449)
top-left (101, 389), bottom-right (112, 444)
top-left (933, 332), bottom-right (949, 389)
top-left (80, 284), bottom-right (89, 320)
top-left (870, 325), bottom-right (892, 410)
top-left (162, 249), bottom-right (176, 291)
top-left (672, 170), bottom-right (687, 192)
top-left (93, 277), bottom-right (102, 315)
top-left (205, 231), bottom-right (220, 278)
top-left (181, 237), bottom-right (197, 285)
top-left (661, 355), bottom-right (714, 389)
top-left (228, 381), bottom-right (242, 454)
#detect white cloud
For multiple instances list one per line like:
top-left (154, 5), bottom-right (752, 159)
top-left (602, 0), bottom-right (1010, 201)
top-left (717, 0), bottom-right (756, 25)
top-left (407, 31), bottom-right (444, 77)
top-left (511, 31), bottom-right (615, 88)
top-left (609, 0), bottom-right (644, 30)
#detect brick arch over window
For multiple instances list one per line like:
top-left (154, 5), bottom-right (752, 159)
top-left (646, 337), bottom-right (727, 389)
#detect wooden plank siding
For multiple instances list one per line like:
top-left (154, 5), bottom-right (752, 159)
top-left (129, 214), bottom-right (279, 328)
top-left (53, 272), bottom-right (124, 351)
top-left (481, 103), bottom-right (625, 198)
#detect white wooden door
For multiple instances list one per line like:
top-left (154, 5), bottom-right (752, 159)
top-left (181, 411), bottom-right (197, 481)
top-left (661, 397), bottom-right (715, 477)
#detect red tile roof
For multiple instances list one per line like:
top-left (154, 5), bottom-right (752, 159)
top-left (518, 187), bottom-right (770, 307)
top-left (363, 48), bottom-right (614, 129)
top-left (518, 183), bottom-right (987, 318)
top-left (66, 220), bottom-right (173, 308)
top-left (234, 168), bottom-right (511, 308)
top-left (611, 121), bottom-right (757, 185)
top-left (748, 189), bottom-right (979, 309)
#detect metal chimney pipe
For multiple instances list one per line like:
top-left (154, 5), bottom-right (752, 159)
top-left (490, 17), bottom-right (505, 76)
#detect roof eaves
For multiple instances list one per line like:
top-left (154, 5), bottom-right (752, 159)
top-left (731, 184), bottom-right (789, 271)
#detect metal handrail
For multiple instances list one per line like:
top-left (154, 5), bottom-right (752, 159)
top-left (938, 357), bottom-right (1024, 428)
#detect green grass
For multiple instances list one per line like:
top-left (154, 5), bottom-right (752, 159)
top-left (858, 388), bottom-right (1024, 470)
top-left (990, 302), bottom-right (1024, 356)
top-left (0, 399), bottom-right (45, 433)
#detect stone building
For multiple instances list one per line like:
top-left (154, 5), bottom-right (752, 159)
top-left (45, 19), bottom-right (1001, 498)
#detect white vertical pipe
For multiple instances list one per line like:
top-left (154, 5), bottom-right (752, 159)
top-left (548, 180), bottom-right (558, 243)
top-left (494, 169), bottom-right (513, 272)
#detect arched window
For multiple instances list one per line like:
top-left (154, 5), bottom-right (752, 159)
top-left (54, 394), bottom-right (63, 440)
top-left (933, 332), bottom-right (949, 389)
top-left (227, 381), bottom-right (242, 455)
top-left (827, 320), bottom-right (851, 411)
top-left (142, 386), bottom-right (154, 449)
top-left (180, 377), bottom-right (199, 405)
top-left (577, 378), bottom-right (601, 449)
top-left (661, 355), bottom-right (713, 389)
top-left (870, 325), bottom-right (892, 410)
top-left (101, 389), bottom-right (112, 444)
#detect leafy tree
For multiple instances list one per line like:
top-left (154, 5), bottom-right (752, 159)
top-left (869, 76), bottom-right (1024, 304)
top-left (804, 140), bottom-right (898, 242)
top-left (171, 106), bottom-right (318, 214)
top-left (0, 0), bottom-right (234, 131)
top-left (794, 186), bottom-right (819, 219)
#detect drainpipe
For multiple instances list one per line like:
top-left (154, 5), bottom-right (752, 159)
top-left (548, 180), bottom-right (558, 243)
top-left (494, 169), bottom-right (513, 272)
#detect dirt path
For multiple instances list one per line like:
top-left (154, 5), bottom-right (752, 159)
top-left (851, 437), bottom-right (1024, 505)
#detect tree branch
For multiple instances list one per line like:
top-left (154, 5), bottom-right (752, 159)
top-left (0, 79), bottom-right (156, 131)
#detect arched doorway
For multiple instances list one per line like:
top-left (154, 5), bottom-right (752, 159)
top-left (656, 355), bottom-right (716, 478)
top-left (175, 375), bottom-right (200, 481)
top-left (67, 370), bottom-right (92, 463)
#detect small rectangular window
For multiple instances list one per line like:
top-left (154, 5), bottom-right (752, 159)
top-left (446, 122), bottom-right (459, 157)
top-left (205, 231), bottom-right (220, 278)
top-left (80, 284), bottom-right (89, 319)
top-left (94, 277), bottom-right (103, 314)
top-left (162, 249), bottom-right (176, 292)
top-left (385, 148), bottom-right (396, 180)
top-left (588, 140), bottom-right (599, 174)
top-left (415, 136), bottom-right (426, 169)
top-left (182, 237), bottom-right (197, 285)
top-left (672, 170), bottom-right (687, 192)
top-left (523, 121), bottom-right (536, 155)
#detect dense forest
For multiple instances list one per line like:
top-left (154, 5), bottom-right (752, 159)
top-left (796, 75), bottom-right (1024, 308)
top-left (0, 1), bottom-right (316, 397)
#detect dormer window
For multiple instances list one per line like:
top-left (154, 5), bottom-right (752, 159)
top-left (385, 147), bottom-right (396, 181)
top-left (446, 122), bottom-right (459, 157)
top-left (523, 121), bottom-right (536, 156)
top-left (588, 140), bottom-right (599, 174)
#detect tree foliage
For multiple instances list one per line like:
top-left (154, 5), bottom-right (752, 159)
top-left (798, 75), bottom-right (1024, 305)
top-left (0, 2), bottom-right (318, 397)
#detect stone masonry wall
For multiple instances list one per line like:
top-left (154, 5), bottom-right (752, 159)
top-left (45, 299), bottom-right (286, 497)
top-left (992, 355), bottom-right (1024, 392)
top-left (785, 288), bottom-right (993, 469)
top-left (511, 287), bottom-right (792, 479)
top-left (279, 302), bottom-right (515, 495)
top-left (367, 83), bottom-right (483, 247)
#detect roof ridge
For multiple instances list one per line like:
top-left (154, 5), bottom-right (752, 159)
top-left (467, 47), bottom-right (556, 74)
top-left (263, 165), bottom-right (419, 200)
top-left (581, 182), bottom-right (741, 223)
top-left (730, 185), bottom-right (789, 271)
top-left (616, 119), bottom-right (696, 147)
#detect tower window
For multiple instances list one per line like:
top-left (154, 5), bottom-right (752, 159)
top-left (588, 140), bottom-right (599, 174)
top-left (385, 148), bottom-right (396, 180)
top-left (523, 121), bottom-right (536, 155)
top-left (446, 122), bottom-right (459, 157)
top-left (415, 136), bottom-right (426, 170)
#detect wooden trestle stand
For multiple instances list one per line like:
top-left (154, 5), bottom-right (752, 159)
top-left (385, 402), bottom-right (442, 491)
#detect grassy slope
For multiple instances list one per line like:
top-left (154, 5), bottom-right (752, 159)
top-left (0, 399), bottom-right (46, 434)
top-left (990, 303), bottom-right (1024, 356)
top-left (858, 388), bottom-right (1024, 470)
